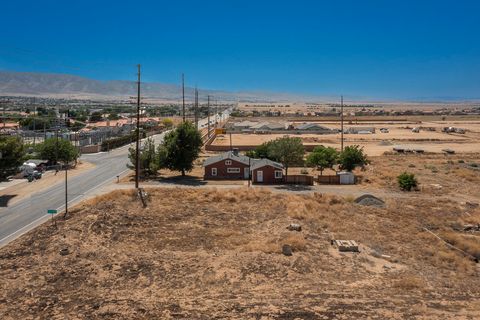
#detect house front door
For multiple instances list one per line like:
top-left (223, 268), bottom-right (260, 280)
top-left (244, 167), bottom-right (250, 179)
top-left (257, 170), bottom-right (263, 183)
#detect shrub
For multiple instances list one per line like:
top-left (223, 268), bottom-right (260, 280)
top-left (338, 145), bottom-right (369, 172)
top-left (397, 172), bottom-right (418, 191)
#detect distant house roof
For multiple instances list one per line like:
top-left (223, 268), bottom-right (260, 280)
top-left (346, 127), bottom-right (375, 132)
top-left (233, 120), bottom-right (257, 128)
top-left (1, 122), bottom-right (19, 129)
top-left (203, 151), bottom-right (251, 166)
top-left (295, 123), bottom-right (331, 131)
top-left (87, 119), bottom-right (130, 128)
top-left (251, 158), bottom-right (284, 170)
top-left (251, 122), bottom-right (285, 130)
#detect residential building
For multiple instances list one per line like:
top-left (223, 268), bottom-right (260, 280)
top-left (251, 159), bottom-right (284, 184)
top-left (203, 151), bottom-right (251, 180)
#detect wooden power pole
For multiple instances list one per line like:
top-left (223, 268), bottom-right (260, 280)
top-left (182, 73), bottom-right (185, 122)
top-left (207, 95), bottom-right (211, 138)
top-left (340, 95), bottom-right (344, 152)
top-left (135, 64), bottom-right (141, 189)
top-left (194, 87), bottom-right (199, 130)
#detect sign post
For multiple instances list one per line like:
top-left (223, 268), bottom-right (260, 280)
top-left (48, 209), bottom-right (57, 227)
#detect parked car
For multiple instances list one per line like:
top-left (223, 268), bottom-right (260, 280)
top-left (33, 171), bottom-right (42, 179)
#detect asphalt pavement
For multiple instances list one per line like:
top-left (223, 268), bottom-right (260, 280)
top-left (0, 111), bottom-right (229, 247)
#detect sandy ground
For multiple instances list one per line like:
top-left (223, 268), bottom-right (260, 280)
top-left (238, 101), bottom-right (480, 113)
top-left (213, 120), bottom-right (480, 156)
top-left (1, 185), bottom-right (480, 319)
top-left (0, 161), bottom-right (96, 208)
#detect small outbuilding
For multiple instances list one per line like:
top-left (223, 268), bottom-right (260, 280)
top-left (251, 159), bottom-right (284, 184)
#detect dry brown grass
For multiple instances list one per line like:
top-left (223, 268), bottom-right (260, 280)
top-left (1, 187), bottom-right (480, 319)
top-left (392, 274), bottom-right (427, 291)
top-left (359, 153), bottom-right (480, 199)
top-left (440, 231), bottom-right (480, 260)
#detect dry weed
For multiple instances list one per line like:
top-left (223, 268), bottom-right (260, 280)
top-left (393, 274), bottom-right (426, 290)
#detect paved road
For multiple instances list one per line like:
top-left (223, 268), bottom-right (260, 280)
top-left (0, 110), bottom-right (230, 247)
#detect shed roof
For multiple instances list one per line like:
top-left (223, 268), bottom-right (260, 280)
top-left (295, 123), bottom-right (331, 131)
top-left (251, 158), bottom-right (284, 170)
top-left (203, 151), bottom-right (251, 166)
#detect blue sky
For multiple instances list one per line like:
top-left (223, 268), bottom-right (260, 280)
top-left (1, 0), bottom-right (479, 100)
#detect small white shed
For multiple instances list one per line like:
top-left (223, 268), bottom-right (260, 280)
top-left (338, 172), bottom-right (355, 185)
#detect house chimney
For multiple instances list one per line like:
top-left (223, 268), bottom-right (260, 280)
top-left (232, 148), bottom-right (239, 156)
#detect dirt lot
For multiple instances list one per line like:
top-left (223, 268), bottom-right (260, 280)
top-left (237, 101), bottom-right (480, 113)
top-left (214, 120), bottom-right (480, 155)
top-left (357, 153), bottom-right (480, 201)
top-left (1, 181), bottom-right (480, 319)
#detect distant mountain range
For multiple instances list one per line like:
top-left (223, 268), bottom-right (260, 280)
top-left (1, 71), bottom-right (478, 103)
top-left (0, 71), bottom-right (320, 102)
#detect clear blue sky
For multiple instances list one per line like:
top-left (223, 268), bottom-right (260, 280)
top-left (1, 0), bottom-right (479, 100)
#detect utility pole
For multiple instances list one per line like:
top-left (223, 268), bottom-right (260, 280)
top-left (194, 87), bottom-right (199, 130)
top-left (55, 127), bottom-right (59, 168)
top-left (135, 64), bottom-right (141, 189)
top-left (33, 104), bottom-right (36, 146)
top-left (207, 95), bottom-right (211, 138)
top-left (1, 98), bottom-right (7, 129)
top-left (64, 163), bottom-right (68, 218)
top-left (340, 95), bottom-right (344, 152)
top-left (182, 73), bottom-right (186, 122)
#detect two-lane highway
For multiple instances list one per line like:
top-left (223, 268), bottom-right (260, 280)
top-left (0, 109), bottom-right (230, 247)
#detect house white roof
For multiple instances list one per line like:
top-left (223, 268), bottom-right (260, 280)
top-left (295, 123), bottom-right (331, 131)
top-left (251, 158), bottom-right (284, 170)
top-left (203, 151), bottom-right (251, 166)
top-left (233, 120), bottom-right (257, 128)
top-left (250, 122), bottom-right (285, 130)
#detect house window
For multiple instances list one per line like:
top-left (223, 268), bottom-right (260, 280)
top-left (225, 160), bottom-right (232, 165)
top-left (227, 168), bottom-right (240, 173)
top-left (211, 168), bottom-right (217, 176)
top-left (275, 170), bottom-right (283, 179)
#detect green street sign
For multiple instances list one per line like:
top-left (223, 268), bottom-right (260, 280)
top-left (47, 209), bottom-right (57, 214)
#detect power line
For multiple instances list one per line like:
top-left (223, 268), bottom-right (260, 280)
top-left (207, 95), bottom-right (211, 138)
top-left (135, 64), bottom-right (141, 189)
top-left (341, 95), bottom-right (344, 152)
top-left (182, 73), bottom-right (186, 122)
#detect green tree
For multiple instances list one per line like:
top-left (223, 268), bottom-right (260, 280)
top-left (306, 146), bottom-right (339, 175)
top-left (267, 136), bottom-right (305, 177)
top-left (37, 138), bottom-right (79, 164)
top-left (107, 112), bottom-right (120, 120)
top-left (163, 121), bottom-right (202, 176)
top-left (397, 172), bottom-right (418, 191)
top-left (19, 116), bottom-right (52, 130)
top-left (162, 118), bottom-right (174, 129)
top-left (338, 145), bottom-right (370, 171)
top-left (157, 144), bottom-right (168, 168)
top-left (89, 111), bottom-right (103, 122)
top-left (127, 137), bottom-right (160, 177)
top-left (0, 136), bottom-right (26, 180)
top-left (247, 141), bottom-right (274, 159)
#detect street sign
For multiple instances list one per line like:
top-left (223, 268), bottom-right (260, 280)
top-left (47, 209), bottom-right (57, 214)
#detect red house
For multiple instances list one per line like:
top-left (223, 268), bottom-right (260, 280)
top-left (251, 159), bottom-right (284, 184)
top-left (203, 151), bottom-right (251, 180)
top-left (203, 151), bottom-right (285, 184)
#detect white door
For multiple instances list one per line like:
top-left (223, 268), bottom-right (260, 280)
top-left (244, 167), bottom-right (250, 179)
top-left (257, 170), bottom-right (263, 182)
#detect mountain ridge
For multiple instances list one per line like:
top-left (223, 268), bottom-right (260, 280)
top-left (0, 71), bottom-right (321, 102)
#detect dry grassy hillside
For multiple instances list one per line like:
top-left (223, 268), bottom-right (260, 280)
top-left (1, 187), bottom-right (480, 319)
top-left (359, 153), bottom-right (480, 200)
